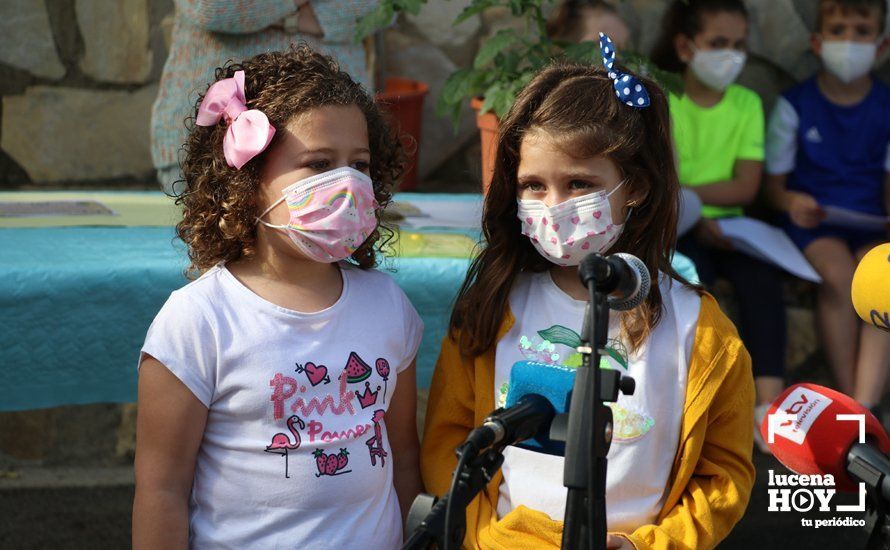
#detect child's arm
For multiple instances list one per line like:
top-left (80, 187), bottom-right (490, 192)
top-left (132, 357), bottom-right (208, 550)
top-left (765, 172), bottom-right (824, 229)
top-left (687, 159), bottom-right (762, 206)
top-left (622, 298), bottom-right (756, 549)
top-left (763, 95), bottom-right (824, 228)
top-left (689, 90), bottom-right (766, 208)
top-left (387, 359), bottom-right (423, 523)
top-left (420, 335), bottom-right (476, 498)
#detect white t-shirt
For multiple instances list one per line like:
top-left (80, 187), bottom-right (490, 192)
top-left (493, 271), bottom-right (700, 532)
top-left (140, 263), bottom-right (423, 550)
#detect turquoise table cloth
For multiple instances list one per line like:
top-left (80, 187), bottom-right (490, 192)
top-left (0, 192), bottom-right (697, 411)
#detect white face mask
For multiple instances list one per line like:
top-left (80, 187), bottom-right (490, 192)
top-left (820, 40), bottom-right (877, 83)
top-left (689, 47), bottom-right (747, 91)
top-left (516, 182), bottom-right (628, 267)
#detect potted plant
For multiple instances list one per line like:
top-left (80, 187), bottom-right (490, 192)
top-left (358, 0), bottom-right (677, 191)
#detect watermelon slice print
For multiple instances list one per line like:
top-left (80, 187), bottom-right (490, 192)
top-left (344, 352), bottom-right (372, 383)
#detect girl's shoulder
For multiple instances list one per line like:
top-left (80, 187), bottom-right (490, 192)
top-left (153, 266), bottom-right (229, 326)
top-left (167, 265), bottom-right (229, 306)
top-left (340, 264), bottom-right (418, 314)
top-left (507, 270), bottom-right (551, 308)
top-left (658, 274), bottom-right (703, 327)
top-left (341, 263), bottom-right (403, 296)
top-left (724, 84), bottom-right (763, 112)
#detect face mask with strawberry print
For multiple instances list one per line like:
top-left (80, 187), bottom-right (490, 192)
top-left (516, 181), bottom-right (628, 266)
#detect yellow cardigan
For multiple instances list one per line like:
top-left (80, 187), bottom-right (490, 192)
top-left (420, 293), bottom-right (755, 549)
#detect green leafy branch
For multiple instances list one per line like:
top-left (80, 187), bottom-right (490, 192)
top-left (356, 0), bottom-right (682, 129)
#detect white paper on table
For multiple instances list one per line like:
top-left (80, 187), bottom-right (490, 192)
top-left (716, 217), bottom-right (822, 283)
top-left (821, 205), bottom-right (890, 231)
top-left (0, 200), bottom-right (117, 217)
top-left (397, 199), bottom-right (483, 229)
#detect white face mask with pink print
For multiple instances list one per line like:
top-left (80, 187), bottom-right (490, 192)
top-left (517, 182), bottom-right (627, 266)
top-left (256, 167), bottom-right (378, 263)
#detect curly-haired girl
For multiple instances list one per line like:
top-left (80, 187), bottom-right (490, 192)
top-left (134, 45), bottom-right (423, 549)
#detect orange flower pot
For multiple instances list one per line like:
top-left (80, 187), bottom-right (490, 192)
top-left (471, 97), bottom-right (500, 194)
top-left (376, 78), bottom-right (429, 191)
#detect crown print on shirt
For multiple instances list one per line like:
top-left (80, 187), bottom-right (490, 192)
top-left (356, 381), bottom-right (381, 409)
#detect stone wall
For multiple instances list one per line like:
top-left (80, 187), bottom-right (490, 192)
top-left (0, 0), bottom-right (171, 188)
top-left (1, 0), bottom-right (888, 188)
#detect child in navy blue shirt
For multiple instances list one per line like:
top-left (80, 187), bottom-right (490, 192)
top-left (765, 0), bottom-right (890, 414)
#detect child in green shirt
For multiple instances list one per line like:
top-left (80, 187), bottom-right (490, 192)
top-left (652, 0), bottom-right (786, 452)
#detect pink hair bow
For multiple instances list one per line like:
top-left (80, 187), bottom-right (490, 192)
top-left (196, 70), bottom-right (275, 169)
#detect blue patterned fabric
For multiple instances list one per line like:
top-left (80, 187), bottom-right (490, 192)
top-left (0, 194), bottom-right (698, 411)
top-left (599, 32), bottom-right (650, 108)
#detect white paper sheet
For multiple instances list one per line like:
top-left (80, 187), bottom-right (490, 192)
top-left (821, 205), bottom-right (890, 231)
top-left (716, 217), bottom-right (822, 283)
top-left (0, 200), bottom-right (116, 218)
top-left (396, 198), bottom-right (483, 229)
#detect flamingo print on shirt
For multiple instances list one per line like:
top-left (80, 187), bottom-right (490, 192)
top-left (265, 415), bottom-right (305, 478)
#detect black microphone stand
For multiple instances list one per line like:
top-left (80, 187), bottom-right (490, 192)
top-left (561, 254), bottom-right (636, 550)
top-left (402, 442), bottom-right (507, 549)
top-left (848, 442), bottom-right (890, 549)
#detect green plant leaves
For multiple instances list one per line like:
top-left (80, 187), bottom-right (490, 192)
top-left (454, 0), bottom-right (498, 25)
top-left (353, 3), bottom-right (394, 42)
top-left (622, 50), bottom-right (685, 96)
top-left (563, 40), bottom-right (601, 64)
top-left (399, 0), bottom-right (426, 15)
top-left (363, 0), bottom-right (676, 132)
top-left (353, 0), bottom-right (425, 42)
top-left (474, 29), bottom-right (519, 69)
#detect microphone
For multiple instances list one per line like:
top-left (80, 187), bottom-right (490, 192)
top-left (501, 360), bottom-right (638, 454)
top-left (462, 393), bottom-right (555, 454)
top-left (851, 243), bottom-right (890, 332)
top-left (578, 253), bottom-right (651, 311)
top-left (504, 361), bottom-right (575, 454)
top-left (759, 383), bottom-right (890, 492)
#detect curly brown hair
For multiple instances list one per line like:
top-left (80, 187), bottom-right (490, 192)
top-left (175, 44), bottom-right (404, 277)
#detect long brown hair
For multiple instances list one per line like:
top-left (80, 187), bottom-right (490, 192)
top-left (450, 61), bottom-right (690, 357)
top-left (176, 44), bottom-right (403, 276)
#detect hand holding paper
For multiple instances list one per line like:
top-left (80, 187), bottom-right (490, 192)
top-left (787, 192), bottom-right (825, 229)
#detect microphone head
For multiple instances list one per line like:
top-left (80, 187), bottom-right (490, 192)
top-left (852, 243), bottom-right (890, 332)
top-left (759, 383), bottom-right (890, 491)
top-left (506, 360), bottom-right (575, 454)
top-left (608, 253), bottom-right (651, 311)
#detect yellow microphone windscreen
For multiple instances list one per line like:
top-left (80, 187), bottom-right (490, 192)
top-left (851, 243), bottom-right (890, 331)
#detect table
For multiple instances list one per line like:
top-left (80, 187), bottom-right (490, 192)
top-left (0, 191), bottom-right (696, 411)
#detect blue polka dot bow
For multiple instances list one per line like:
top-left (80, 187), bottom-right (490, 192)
top-left (599, 32), bottom-right (650, 108)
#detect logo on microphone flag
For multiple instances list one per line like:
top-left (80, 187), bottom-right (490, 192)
top-left (763, 385), bottom-right (873, 528)
top-left (767, 387), bottom-right (833, 445)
